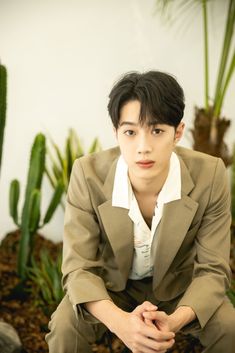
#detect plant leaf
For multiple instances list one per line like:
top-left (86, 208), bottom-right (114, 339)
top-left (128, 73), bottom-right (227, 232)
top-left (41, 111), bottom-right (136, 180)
top-left (43, 181), bottom-right (64, 224)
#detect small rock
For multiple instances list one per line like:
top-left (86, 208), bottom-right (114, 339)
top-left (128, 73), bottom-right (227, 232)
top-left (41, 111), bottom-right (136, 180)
top-left (0, 320), bottom-right (22, 353)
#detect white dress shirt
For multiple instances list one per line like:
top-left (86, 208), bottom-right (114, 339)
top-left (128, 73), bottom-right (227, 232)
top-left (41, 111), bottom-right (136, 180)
top-left (112, 152), bottom-right (181, 280)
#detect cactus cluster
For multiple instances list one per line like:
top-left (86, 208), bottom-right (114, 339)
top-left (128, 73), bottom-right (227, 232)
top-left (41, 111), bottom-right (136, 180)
top-left (0, 62), bottom-right (7, 176)
top-left (9, 133), bottom-right (64, 279)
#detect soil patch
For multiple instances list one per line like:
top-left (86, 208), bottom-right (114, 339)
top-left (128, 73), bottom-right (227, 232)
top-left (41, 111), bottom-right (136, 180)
top-left (2, 230), bottom-right (234, 352)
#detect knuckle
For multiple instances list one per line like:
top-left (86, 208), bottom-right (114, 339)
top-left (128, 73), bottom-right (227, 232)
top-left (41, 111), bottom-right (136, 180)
top-left (143, 300), bottom-right (151, 307)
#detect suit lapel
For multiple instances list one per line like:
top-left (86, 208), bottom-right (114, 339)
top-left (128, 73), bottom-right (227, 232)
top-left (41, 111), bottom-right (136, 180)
top-left (152, 155), bottom-right (199, 288)
top-left (98, 201), bottom-right (134, 282)
top-left (152, 196), bottom-right (198, 288)
top-left (98, 157), bottom-right (134, 282)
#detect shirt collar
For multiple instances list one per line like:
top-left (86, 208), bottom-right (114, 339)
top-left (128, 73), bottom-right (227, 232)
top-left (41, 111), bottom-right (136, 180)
top-left (112, 152), bottom-right (181, 209)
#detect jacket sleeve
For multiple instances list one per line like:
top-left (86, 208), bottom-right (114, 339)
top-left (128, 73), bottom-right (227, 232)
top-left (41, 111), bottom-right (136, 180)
top-left (61, 158), bottom-right (112, 318)
top-left (176, 158), bottom-right (232, 328)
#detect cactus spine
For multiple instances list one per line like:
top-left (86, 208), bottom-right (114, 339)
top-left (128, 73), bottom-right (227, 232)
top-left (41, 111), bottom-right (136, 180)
top-left (9, 133), bottom-right (64, 279)
top-left (0, 62), bottom-right (7, 176)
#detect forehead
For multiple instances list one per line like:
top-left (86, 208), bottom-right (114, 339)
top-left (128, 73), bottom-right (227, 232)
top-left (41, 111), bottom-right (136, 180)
top-left (120, 100), bottom-right (140, 117)
top-left (119, 100), bottom-right (159, 127)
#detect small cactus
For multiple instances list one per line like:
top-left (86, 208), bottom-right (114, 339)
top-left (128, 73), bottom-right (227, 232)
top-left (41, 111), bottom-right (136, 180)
top-left (9, 133), bottom-right (64, 279)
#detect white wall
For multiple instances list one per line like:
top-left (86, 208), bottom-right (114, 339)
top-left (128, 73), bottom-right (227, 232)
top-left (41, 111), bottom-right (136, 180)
top-left (0, 0), bottom-right (234, 242)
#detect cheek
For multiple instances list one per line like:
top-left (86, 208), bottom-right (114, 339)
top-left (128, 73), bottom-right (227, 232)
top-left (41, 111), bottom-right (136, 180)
top-left (121, 149), bottom-right (132, 161)
top-left (155, 137), bottom-right (174, 152)
top-left (163, 137), bottom-right (176, 151)
top-left (155, 141), bottom-right (174, 162)
top-left (164, 133), bottom-right (175, 143)
top-left (119, 146), bottom-right (135, 166)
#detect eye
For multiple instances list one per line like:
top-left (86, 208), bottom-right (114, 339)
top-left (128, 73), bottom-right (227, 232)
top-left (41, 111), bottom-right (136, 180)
top-left (152, 128), bottom-right (163, 135)
top-left (124, 130), bottom-right (135, 136)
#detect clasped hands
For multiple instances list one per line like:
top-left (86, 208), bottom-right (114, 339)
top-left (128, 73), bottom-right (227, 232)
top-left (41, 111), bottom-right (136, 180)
top-left (116, 301), bottom-right (177, 353)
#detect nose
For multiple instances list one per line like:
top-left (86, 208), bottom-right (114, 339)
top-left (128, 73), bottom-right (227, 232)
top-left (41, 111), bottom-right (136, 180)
top-left (137, 132), bottom-right (152, 155)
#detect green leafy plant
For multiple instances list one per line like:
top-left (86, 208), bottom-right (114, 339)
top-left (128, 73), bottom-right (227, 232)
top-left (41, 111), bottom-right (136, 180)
top-left (9, 133), bottom-right (64, 279)
top-left (0, 61), bottom-right (7, 176)
top-left (46, 128), bottom-right (101, 209)
top-left (27, 248), bottom-right (63, 316)
top-left (156, 0), bottom-right (235, 165)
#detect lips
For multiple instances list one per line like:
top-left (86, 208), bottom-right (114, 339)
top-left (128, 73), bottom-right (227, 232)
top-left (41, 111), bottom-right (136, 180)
top-left (136, 160), bottom-right (155, 168)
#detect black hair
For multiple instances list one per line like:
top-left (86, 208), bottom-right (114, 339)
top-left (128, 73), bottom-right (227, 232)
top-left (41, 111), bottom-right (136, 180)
top-left (107, 71), bottom-right (185, 129)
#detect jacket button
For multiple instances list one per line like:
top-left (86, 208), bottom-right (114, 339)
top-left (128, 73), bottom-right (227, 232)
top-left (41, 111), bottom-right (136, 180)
top-left (105, 281), bottom-right (113, 288)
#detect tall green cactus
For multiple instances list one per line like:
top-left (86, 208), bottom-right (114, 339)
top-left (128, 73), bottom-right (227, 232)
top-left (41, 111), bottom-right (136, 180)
top-left (9, 133), bottom-right (64, 279)
top-left (0, 62), bottom-right (7, 176)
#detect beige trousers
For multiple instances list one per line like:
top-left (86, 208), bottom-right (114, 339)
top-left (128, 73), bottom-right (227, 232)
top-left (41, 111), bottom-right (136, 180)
top-left (46, 279), bottom-right (235, 353)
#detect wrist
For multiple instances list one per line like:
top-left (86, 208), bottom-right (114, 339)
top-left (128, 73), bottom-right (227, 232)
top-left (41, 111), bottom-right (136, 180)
top-left (85, 299), bottom-right (126, 333)
top-left (107, 305), bottom-right (129, 334)
top-left (169, 306), bottom-right (196, 332)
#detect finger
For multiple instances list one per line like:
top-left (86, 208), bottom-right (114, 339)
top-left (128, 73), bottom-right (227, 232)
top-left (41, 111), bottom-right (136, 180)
top-left (143, 310), bottom-right (166, 321)
top-left (141, 324), bottom-right (175, 341)
top-left (134, 301), bottom-right (158, 315)
top-left (144, 305), bottom-right (158, 311)
top-left (144, 318), bottom-right (156, 328)
top-left (138, 336), bottom-right (175, 352)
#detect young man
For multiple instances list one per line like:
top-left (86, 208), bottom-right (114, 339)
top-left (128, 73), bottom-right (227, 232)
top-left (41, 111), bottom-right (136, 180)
top-left (46, 71), bottom-right (235, 353)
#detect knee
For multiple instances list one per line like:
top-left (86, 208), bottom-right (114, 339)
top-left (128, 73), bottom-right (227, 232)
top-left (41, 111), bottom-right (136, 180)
top-left (218, 312), bottom-right (235, 341)
top-left (48, 295), bottom-right (77, 336)
top-left (204, 299), bottom-right (235, 342)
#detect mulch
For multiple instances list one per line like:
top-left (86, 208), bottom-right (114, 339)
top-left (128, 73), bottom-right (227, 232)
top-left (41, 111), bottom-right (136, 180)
top-left (1, 229), bottom-right (234, 353)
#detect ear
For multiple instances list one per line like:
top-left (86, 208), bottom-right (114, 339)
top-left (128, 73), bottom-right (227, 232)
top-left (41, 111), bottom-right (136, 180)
top-left (174, 122), bottom-right (185, 143)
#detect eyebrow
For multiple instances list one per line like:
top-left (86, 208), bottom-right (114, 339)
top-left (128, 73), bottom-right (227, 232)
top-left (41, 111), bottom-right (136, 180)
top-left (119, 121), bottom-right (138, 127)
top-left (119, 121), bottom-right (162, 127)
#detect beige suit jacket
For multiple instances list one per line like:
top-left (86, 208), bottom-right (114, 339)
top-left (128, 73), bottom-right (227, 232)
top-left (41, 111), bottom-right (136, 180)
top-left (62, 146), bottom-right (231, 328)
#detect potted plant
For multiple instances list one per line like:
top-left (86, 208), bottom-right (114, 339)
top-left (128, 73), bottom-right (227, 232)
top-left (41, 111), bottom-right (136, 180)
top-left (156, 0), bottom-right (235, 166)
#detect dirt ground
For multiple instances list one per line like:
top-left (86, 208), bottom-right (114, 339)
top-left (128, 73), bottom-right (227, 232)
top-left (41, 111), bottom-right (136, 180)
top-left (3, 230), bottom-right (234, 352)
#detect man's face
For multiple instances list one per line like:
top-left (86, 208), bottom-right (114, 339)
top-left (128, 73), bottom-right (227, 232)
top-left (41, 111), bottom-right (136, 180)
top-left (115, 100), bottom-right (184, 183)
